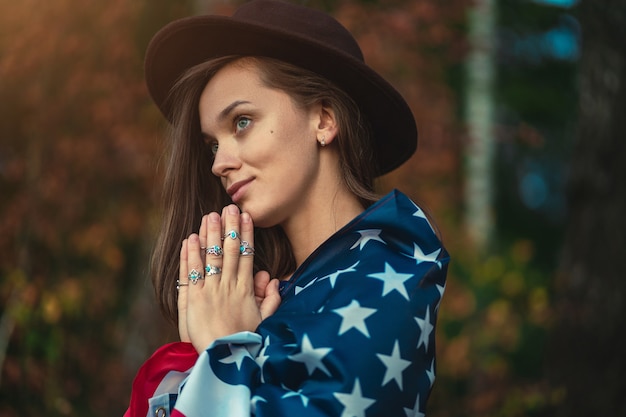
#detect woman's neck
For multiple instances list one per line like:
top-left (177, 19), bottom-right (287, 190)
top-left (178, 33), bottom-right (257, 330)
top-left (281, 182), bottom-right (364, 268)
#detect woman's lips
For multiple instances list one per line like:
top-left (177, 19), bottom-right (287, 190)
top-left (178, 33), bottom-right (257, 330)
top-left (227, 178), bottom-right (253, 203)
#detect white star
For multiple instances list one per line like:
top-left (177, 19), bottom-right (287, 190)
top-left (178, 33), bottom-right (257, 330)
top-left (376, 340), bottom-right (411, 389)
top-left (251, 395), bottom-right (267, 413)
top-left (282, 389), bottom-right (310, 407)
top-left (318, 261), bottom-right (360, 288)
top-left (426, 358), bottom-right (436, 387)
top-left (411, 202), bottom-right (435, 234)
top-left (435, 283), bottom-right (446, 311)
top-left (332, 300), bottom-right (377, 337)
top-left (296, 277), bottom-right (318, 295)
top-left (255, 335), bottom-right (271, 382)
top-left (415, 308), bottom-right (434, 352)
top-left (367, 263), bottom-right (414, 300)
top-left (218, 344), bottom-right (248, 370)
top-left (407, 243), bottom-right (442, 269)
top-left (412, 206), bottom-right (427, 219)
top-left (288, 334), bottom-right (332, 376)
top-left (333, 379), bottom-right (375, 417)
top-left (404, 393), bottom-right (425, 417)
top-left (437, 283), bottom-right (445, 297)
top-left (350, 229), bottom-right (386, 251)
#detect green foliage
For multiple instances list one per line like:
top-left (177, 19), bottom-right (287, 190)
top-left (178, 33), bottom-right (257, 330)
top-left (430, 238), bottom-right (560, 417)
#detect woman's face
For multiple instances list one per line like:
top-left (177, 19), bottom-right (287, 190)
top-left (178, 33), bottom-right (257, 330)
top-left (199, 61), bottom-right (322, 228)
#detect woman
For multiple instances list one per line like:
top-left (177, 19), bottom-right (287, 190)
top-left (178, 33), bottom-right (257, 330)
top-left (126, 1), bottom-right (449, 416)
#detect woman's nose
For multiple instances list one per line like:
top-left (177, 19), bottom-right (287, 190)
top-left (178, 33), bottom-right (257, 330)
top-left (211, 142), bottom-right (240, 177)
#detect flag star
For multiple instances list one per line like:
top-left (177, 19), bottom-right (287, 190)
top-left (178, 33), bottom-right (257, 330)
top-left (415, 308), bottom-right (434, 352)
top-left (282, 389), bottom-right (310, 407)
top-left (318, 261), bottom-right (360, 288)
top-left (350, 229), bottom-right (386, 251)
top-left (426, 358), bottom-right (436, 387)
top-left (404, 394), bottom-right (425, 417)
top-left (367, 263), bottom-right (414, 300)
top-left (255, 335), bottom-right (271, 382)
top-left (411, 202), bottom-right (435, 234)
top-left (296, 277), bottom-right (318, 295)
top-left (218, 345), bottom-right (248, 370)
top-left (435, 283), bottom-right (446, 311)
top-left (405, 243), bottom-right (442, 269)
top-left (413, 207), bottom-right (426, 219)
top-left (251, 395), bottom-right (267, 413)
top-left (288, 334), bottom-right (332, 376)
top-left (333, 379), bottom-right (375, 417)
top-left (437, 283), bottom-right (445, 298)
top-left (332, 300), bottom-right (377, 337)
top-left (376, 340), bottom-right (411, 389)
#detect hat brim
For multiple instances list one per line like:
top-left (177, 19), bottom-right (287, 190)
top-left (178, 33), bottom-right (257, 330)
top-left (145, 15), bottom-right (417, 175)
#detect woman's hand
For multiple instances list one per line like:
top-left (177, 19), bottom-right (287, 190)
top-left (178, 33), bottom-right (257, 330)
top-left (177, 205), bottom-right (281, 353)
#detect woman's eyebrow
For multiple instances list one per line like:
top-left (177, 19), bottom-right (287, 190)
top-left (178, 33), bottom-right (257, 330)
top-left (217, 100), bottom-right (251, 123)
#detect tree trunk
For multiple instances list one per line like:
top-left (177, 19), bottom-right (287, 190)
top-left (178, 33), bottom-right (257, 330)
top-left (464, 0), bottom-right (496, 249)
top-left (550, 1), bottom-right (626, 415)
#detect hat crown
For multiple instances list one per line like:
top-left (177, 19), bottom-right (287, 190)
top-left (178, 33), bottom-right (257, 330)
top-left (144, 0), bottom-right (417, 175)
top-left (232, 0), bottom-right (364, 62)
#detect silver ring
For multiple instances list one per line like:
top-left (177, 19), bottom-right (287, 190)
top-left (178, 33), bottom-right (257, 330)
top-left (205, 245), bottom-right (223, 256)
top-left (176, 279), bottom-right (189, 290)
top-left (188, 268), bottom-right (203, 285)
top-left (222, 230), bottom-right (240, 240)
top-left (205, 264), bottom-right (222, 276)
top-left (240, 241), bottom-right (255, 256)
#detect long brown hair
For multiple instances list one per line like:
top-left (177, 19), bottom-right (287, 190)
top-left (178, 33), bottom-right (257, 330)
top-left (151, 56), bottom-right (379, 325)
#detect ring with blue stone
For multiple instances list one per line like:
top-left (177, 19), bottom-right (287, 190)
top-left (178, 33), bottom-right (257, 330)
top-left (240, 240), bottom-right (255, 256)
top-left (205, 264), bottom-right (222, 276)
top-left (205, 245), bottom-right (223, 256)
top-left (188, 268), bottom-right (203, 285)
top-left (222, 230), bottom-right (240, 241)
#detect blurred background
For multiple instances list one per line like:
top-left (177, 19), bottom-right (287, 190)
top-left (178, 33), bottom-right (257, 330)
top-left (1, 0), bottom-right (624, 416)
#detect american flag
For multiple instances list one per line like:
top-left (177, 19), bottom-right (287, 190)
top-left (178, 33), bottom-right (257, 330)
top-left (126, 190), bottom-right (448, 417)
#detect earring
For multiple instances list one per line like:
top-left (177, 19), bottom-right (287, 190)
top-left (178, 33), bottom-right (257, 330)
top-left (319, 136), bottom-right (326, 147)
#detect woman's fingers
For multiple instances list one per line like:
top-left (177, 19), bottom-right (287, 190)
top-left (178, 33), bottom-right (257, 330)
top-left (204, 212), bottom-right (223, 282)
top-left (238, 212), bottom-right (255, 291)
top-left (183, 205), bottom-right (277, 351)
top-left (178, 239), bottom-right (191, 343)
top-left (186, 234), bottom-right (205, 288)
top-left (198, 215), bottom-right (207, 250)
top-left (221, 205), bottom-right (242, 287)
top-left (254, 271), bottom-right (281, 320)
top-left (260, 277), bottom-right (281, 320)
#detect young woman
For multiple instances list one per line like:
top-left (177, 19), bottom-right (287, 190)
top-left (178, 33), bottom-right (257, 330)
top-left (125, 1), bottom-right (449, 416)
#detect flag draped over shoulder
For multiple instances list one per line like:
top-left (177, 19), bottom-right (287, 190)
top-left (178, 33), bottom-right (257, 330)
top-left (126, 190), bottom-right (449, 417)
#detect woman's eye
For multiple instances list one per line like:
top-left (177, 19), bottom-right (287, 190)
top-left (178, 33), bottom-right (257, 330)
top-left (210, 142), bottom-right (219, 155)
top-left (235, 116), bottom-right (251, 133)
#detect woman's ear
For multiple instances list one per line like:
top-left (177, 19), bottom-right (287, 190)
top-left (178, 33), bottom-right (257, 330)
top-left (315, 103), bottom-right (339, 146)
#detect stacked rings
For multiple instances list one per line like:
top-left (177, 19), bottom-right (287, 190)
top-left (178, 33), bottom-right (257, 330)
top-left (205, 245), bottom-right (223, 256)
top-left (240, 240), bottom-right (255, 256)
top-left (176, 279), bottom-right (189, 290)
top-left (205, 264), bottom-right (222, 276)
top-left (188, 268), bottom-right (203, 285)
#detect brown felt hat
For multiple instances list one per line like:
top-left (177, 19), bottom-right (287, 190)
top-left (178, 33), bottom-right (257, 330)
top-left (145, 0), bottom-right (417, 175)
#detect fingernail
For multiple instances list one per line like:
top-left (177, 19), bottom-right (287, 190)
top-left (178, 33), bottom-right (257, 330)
top-left (209, 212), bottom-right (220, 223)
top-left (189, 234), bottom-right (199, 243)
top-left (241, 212), bottom-right (251, 223)
top-left (228, 204), bottom-right (239, 215)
